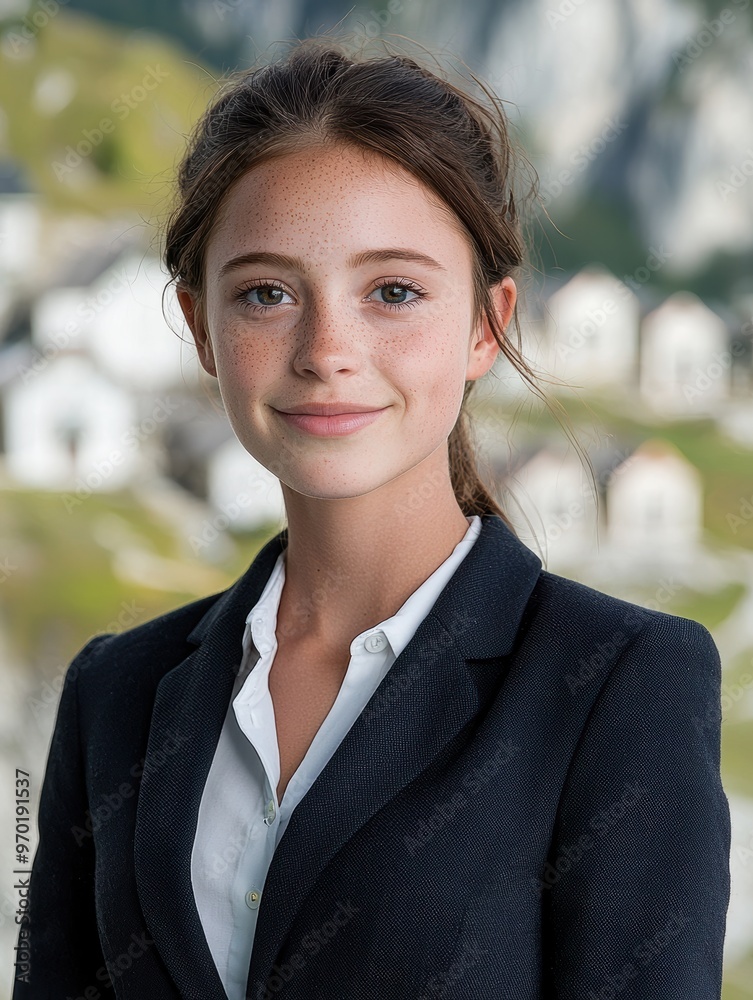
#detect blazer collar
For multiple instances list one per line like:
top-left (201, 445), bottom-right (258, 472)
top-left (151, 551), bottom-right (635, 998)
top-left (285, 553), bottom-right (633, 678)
top-left (185, 513), bottom-right (542, 658)
top-left (134, 514), bottom-right (542, 999)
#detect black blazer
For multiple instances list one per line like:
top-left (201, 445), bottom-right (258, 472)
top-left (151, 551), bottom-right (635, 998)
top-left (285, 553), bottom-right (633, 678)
top-left (12, 514), bottom-right (731, 999)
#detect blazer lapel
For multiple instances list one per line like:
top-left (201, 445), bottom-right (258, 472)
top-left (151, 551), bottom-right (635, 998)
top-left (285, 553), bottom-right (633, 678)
top-left (134, 528), bottom-right (288, 999)
top-left (244, 514), bottom-right (543, 997)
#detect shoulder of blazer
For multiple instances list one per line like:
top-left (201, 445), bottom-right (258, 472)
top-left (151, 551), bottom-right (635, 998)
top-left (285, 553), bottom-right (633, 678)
top-left (63, 586), bottom-right (229, 699)
top-left (523, 566), bottom-right (720, 717)
top-left (67, 527), bottom-right (287, 700)
top-left (532, 564), bottom-right (715, 646)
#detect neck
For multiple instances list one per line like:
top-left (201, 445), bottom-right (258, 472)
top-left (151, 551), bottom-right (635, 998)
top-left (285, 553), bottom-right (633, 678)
top-left (274, 475), bottom-right (472, 651)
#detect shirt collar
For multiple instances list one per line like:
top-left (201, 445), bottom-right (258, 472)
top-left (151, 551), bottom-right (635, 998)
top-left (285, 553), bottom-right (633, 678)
top-left (243, 515), bottom-right (482, 660)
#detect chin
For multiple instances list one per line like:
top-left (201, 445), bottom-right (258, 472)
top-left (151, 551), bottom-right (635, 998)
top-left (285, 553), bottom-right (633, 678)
top-left (280, 471), bottom-right (392, 501)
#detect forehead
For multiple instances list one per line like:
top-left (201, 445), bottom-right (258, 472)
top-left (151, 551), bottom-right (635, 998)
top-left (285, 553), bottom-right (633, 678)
top-left (205, 144), bottom-right (472, 275)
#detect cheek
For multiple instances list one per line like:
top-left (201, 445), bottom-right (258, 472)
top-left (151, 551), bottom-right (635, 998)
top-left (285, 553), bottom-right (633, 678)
top-left (402, 361), bottom-right (467, 439)
top-left (211, 324), bottom-right (270, 387)
top-left (424, 340), bottom-right (470, 403)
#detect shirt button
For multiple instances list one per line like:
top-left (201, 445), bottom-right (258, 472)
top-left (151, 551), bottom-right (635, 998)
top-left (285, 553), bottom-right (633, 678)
top-left (264, 799), bottom-right (276, 824)
top-left (245, 889), bottom-right (262, 909)
top-left (364, 632), bottom-right (387, 653)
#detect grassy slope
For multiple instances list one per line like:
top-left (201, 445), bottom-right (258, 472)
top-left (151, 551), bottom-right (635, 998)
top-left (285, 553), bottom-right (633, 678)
top-left (0, 7), bottom-right (216, 219)
top-left (0, 485), bottom-right (273, 669)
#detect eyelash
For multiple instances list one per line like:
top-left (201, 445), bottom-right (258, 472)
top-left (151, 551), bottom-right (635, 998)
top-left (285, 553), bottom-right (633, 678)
top-left (233, 278), bottom-right (427, 314)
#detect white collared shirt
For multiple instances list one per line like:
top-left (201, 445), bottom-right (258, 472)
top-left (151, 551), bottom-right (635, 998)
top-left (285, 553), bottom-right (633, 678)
top-left (190, 515), bottom-right (482, 1000)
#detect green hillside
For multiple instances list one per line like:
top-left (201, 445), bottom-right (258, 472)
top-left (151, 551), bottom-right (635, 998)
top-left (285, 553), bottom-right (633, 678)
top-left (0, 484), bottom-right (273, 671)
top-left (0, 7), bottom-right (215, 220)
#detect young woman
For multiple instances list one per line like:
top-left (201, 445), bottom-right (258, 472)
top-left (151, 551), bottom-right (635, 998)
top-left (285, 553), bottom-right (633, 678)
top-left (14, 36), bottom-right (730, 1000)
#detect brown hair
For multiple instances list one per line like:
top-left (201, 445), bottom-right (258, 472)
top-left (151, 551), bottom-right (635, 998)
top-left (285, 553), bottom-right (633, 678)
top-left (163, 33), bottom-right (587, 528)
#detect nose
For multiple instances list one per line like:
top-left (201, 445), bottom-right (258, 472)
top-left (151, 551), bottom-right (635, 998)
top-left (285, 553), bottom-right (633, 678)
top-left (292, 294), bottom-right (364, 379)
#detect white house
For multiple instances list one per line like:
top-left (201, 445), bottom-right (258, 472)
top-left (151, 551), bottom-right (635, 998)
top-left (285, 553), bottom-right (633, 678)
top-left (606, 438), bottom-right (703, 555)
top-left (88, 251), bottom-right (201, 392)
top-left (31, 285), bottom-right (93, 351)
top-left (544, 264), bottom-right (640, 390)
top-left (3, 352), bottom-right (145, 491)
top-left (639, 292), bottom-right (730, 414)
top-left (31, 249), bottom-right (201, 393)
top-left (503, 446), bottom-right (599, 568)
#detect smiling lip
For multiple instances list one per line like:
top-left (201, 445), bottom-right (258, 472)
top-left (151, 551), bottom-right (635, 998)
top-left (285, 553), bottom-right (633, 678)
top-left (276, 402), bottom-right (385, 415)
top-left (273, 406), bottom-right (389, 437)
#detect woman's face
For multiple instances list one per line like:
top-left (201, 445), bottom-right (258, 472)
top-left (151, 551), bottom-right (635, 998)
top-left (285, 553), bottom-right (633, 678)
top-left (178, 144), bottom-right (515, 500)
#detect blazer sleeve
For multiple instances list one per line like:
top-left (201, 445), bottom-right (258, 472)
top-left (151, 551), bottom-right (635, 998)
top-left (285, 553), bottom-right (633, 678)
top-left (12, 634), bottom-right (114, 999)
top-left (542, 618), bottom-right (731, 999)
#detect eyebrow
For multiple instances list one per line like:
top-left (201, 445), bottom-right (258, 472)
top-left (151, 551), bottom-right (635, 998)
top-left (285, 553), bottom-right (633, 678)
top-left (216, 247), bottom-right (448, 279)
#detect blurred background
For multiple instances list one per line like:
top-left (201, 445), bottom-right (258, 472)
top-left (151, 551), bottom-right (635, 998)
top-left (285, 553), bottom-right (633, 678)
top-left (0, 0), bottom-right (752, 995)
